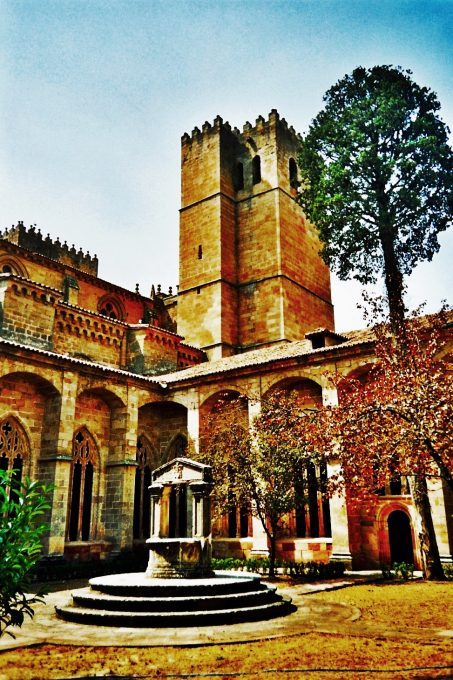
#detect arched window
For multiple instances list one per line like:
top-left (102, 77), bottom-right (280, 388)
top-left (252, 155), bottom-right (261, 184)
top-left (166, 433), bottom-right (188, 460)
top-left (133, 436), bottom-right (153, 540)
top-left (97, 295), bottom-right (124, 321)
top-left (294, 461), bottom-right (331, 538)
top-left (67, 428), bottom-right (97, 542)
top-left (0, 257), bottom-right (28, 278)
top-left (0, 417), bottom-right (29, 496)
top-left (289, 157), bottom-right (299, 188)
top-left (232, 162), bottom-right (244, 191)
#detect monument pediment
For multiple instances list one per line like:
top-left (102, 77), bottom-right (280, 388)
top-left (152, 457), bottom-right (212, 484)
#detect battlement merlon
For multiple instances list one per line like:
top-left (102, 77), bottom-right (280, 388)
top-left (181, 109), bottom-right (303, 147)
top-left (1, 222), bottom-right (99, 276)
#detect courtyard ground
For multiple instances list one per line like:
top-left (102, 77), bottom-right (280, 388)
top-left (0, 579), bottom-right (451, 679)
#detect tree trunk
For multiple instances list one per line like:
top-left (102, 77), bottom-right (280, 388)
top-left (268, 531), bottom-right (277, 579)
top-left (412, 475), bottom-right (445, 580)
top-left (378, 225), bottom-right (406, 332)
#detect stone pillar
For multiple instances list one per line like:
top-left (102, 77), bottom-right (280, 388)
top-left (322, 385), bottom-right (338, 407)
top-left (246, 397), bottom-right (269, 555)
top-left (427, 476), bottom-right (453, 562)
top-left (103, 387), bottom-right (139, 552)
top-left (39, 370), bottom-right (78, 556)
top-left (327, 462), bottom-right (352, 565)
top-left (150, 484), bottom-right (164, 537)
top-left (187, 401), bottom-right (200, 454)
top-left (190, 481), bottom-right (213, 538)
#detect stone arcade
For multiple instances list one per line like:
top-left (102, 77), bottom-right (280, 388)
top-left (0, 110), bottom-right (451, 575)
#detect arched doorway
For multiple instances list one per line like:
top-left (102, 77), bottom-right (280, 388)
top-left (388, 510), bottom-right (414, 564)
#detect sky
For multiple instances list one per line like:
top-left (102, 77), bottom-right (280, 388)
top-left (1, 0), bottom-right (452, 332)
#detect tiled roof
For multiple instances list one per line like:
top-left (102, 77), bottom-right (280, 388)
top-left (0, 337), bottom-right (162, 385)
top-left (160, 330), bottom-right (373, 384)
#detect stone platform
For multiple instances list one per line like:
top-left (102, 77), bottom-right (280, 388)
top-left (55, 571), bottom-right (295, 627)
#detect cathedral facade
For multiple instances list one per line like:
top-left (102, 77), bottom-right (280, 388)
top-left (0, 111), bottom-right (451, 570)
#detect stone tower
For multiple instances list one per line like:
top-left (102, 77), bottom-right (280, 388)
top-left (177, 110), bottom-right (334, 359)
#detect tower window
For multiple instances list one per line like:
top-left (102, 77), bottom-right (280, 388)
top-left (198, 244), bottom-right (203, 259)
top-left (289, 157), bottom-right (299, 188)
top-left (232, 162), bottom-right (244, 191)
top-left (252, 155), bottom-right (261, 184)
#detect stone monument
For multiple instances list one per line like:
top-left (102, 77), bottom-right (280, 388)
top-left (146, 457), bottom-right (214, 578)
top-left (56, 458), bottom-right (295, 626)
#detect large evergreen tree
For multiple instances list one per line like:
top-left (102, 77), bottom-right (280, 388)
top-left (298, 65), bottom-right (453, 329)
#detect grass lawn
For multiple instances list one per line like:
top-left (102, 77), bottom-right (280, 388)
top-left (0, 580), bottom-right (451, 679)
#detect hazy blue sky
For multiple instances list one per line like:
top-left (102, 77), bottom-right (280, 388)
top-left (1, 0), bottom-right (452, 331)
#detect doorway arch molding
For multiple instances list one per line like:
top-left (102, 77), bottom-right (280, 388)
top-left (377, 501), bottom-right (420, 569)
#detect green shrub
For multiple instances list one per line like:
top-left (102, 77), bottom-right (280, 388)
top-left (442, 563), bottom-right (453, 580)
top-left (211, 556), bottom-right (346, 580)
top-left (0, 470), bottom-right (52, 637)
top-left (393, 562), bottom-right (414, 580)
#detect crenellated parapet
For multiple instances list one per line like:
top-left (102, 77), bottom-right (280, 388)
top-left (181, 109), bottom-right (302, 148)
top-left (1, 222), bottom-right (99, 276)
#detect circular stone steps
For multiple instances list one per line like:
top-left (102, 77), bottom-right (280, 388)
top-left (55, 571), bottom-right (295, 627)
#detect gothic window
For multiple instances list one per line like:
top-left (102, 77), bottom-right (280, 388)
top-left (166, 434), bottom-right (188, 460)
top-left (97, 295), bottom-right (124, 321)
top-left (228, 502), bottom-right (249, 538)
top-left (233, 162), bottom-right (244, 191)
top-left (252, 155), bottom-right (261, 184)
top-left (294, 462), bottom-right (331, 539)
top-left (0, 417), bottom-right (29, 496)
top-left (67, 428), bottom-right (97, 542)
top-left (133, 436), bottom-right (152, 540)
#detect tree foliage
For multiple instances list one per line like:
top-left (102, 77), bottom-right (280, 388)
top-left (298, 65), bottom-right (453, 327)
top-left (198, 392), bottom-right (319, 577)
top-left (314, 310), bottom-right (453, 578)
top-left (0, 470), bottom-right (52, 637)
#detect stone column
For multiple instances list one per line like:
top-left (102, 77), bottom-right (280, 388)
top-left (150, 484), bottom-right (164, 538)
top-left (187, 401), bottom-right (200, 454)
top-left (39, 370), bottom-right (79, 557)
top-left (320, 385), bottom-right (352, 564)
top-left (327, 462), bottom-right (352, 565)
top-left (104, 387), bottom-right (139, 552)
top-left (246, 397), bottom-right (269, 555)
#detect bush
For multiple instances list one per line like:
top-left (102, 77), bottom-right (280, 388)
top-left (381, 562), bottom-right (415, 581)
top-left (443, 563), bottom-right (453, 580)
top-left (211, 557), bottom-right (346, 580)
top-left (0, 470), bottom-right (52, 637)
top-left (393, 561), bottom-right (414, 580)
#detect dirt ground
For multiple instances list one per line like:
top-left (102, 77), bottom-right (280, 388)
top-left (0, 580), bottom-right (451, 680)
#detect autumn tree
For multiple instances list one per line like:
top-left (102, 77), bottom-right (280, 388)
top-left (198, 392), bottom-right (319, 578)
top-left (315, 311), bottom-right (453, 579)
top-left (298, 65), bottom-right (453, 329)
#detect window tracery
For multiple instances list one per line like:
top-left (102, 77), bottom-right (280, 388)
top-left (133, 435), bottom-right (153, 540)
top-left (67, 428), bottom-right (97, 542)
top-left (97, 295), bottom-right (124, 321)
top-left (0, 417), bottom-right (29, 493)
